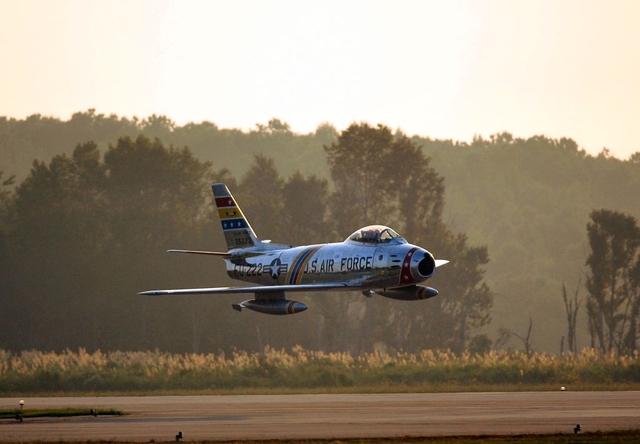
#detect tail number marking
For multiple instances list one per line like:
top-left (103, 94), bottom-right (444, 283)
top-left (233, 263), bottom-right (263, 277)
top-left (234, 236), bottom-right (253, 246)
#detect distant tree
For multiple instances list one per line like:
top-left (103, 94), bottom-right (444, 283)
top-left (585, 209), bottom-right (640, 354)
top-left (438, 240), bottom-right (493, 354)
top-left (0, 170), bottom-right (14, 212)
top-left (325, 123), bottom-right (493, 353)
top-left (325, 122), bottom-right (447, 246)
top-left (324, 123), bottom-right (394, 230)
top-left (101, 135), bottom-right (221, 352)
top-left (237, 154), bottom-right (286, 241)
top-left (6, 144), bottom-right (109, 350)
top-left (386, 132), bottom-right (447, 245)
top-left (313, 122), bottom-right (339, 147)
top-left (0, 136), bottom-right (223, 352)
top-left (325, 123), bottom-right (404, 353)
top-left (282, 171), bottom-right (331, 245)
top-left (234, 156), bottom-right (330, 352)
top-left (255, 118), bottom-right (292, 134)
top-left (140, 114), bottom-right (176, 140)
top-left (561, 279), bottom-right (581, 354)
top-left (493, 327), bottom-right (512, 351)
top-left (0, 172), bottom-right (15, 348)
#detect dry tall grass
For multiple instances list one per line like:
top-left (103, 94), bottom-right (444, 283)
top-left (1, 347), bottom-right (638, 394)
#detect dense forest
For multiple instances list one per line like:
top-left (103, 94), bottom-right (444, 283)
top-left (1, 110), bottom-right (638, 354)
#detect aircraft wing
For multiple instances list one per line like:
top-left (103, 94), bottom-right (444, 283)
top-left (139, 283), bottom-right (352, 296)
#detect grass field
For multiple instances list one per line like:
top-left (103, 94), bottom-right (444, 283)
top-left (2, 347), bottom-right (640, 395)
top-left (0, 407), bottom-right (121, 419)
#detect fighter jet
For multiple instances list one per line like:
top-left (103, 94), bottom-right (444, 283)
top-left (139, 183), bottom-right (448, 315)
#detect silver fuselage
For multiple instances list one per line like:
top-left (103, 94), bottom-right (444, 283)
top-left (225, 239), bottom-right (434, 291)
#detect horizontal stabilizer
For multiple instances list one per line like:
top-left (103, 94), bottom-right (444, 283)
top-left (168, 249), bottom-right (228, 256)
top-left (167, 250), bottom-right (266, 266)
top-left (435, 259), bottom-right (449, 267)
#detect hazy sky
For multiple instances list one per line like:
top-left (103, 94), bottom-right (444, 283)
top-left (1, 0), bottom-right (639, 158)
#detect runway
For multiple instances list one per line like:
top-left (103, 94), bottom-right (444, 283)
top-left (1, 392), bottom-right (639, 442)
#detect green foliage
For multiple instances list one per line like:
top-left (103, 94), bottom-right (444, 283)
top-left (585, 210), bottom-right (640, 354)
top-left (325, 123), bottom-right (396, 227)
top-left (237, 154), bottom-right (286, 239)
top-left (418, 133), bottom-right (640, 352)
top-left (281, 171), bottom-right (331, 245)
top-left (325, 123), bottom-right (492, 354)
top-left (1, 113), bottom-right (639, 354)
top-left (0, 111), bottom-right (336, 184)
top-left (0, 136), bottom-right (231, 353)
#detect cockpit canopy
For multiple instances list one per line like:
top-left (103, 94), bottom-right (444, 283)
top-left (346, 225), bottom-right (406, 245)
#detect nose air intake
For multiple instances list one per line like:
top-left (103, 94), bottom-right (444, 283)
top-left (418, 252), bottom-right (436, 277)
top-left (402, 248), bottom-right (437, 285)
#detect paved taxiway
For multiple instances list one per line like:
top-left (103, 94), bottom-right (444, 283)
top-left (1, 392), bottom-right (639, 442)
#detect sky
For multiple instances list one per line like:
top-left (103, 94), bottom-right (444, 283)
top-left (1, 0), bottom-right (639, 159)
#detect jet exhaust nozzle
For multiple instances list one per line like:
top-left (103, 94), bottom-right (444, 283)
top-left (232, 299), bottom-right (308, 315)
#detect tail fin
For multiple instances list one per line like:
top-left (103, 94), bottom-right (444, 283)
top-left (212, 183), bottom-right (262, 251)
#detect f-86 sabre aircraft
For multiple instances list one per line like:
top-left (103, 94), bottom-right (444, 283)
top-left (139, 183), bottom-right (448, 315)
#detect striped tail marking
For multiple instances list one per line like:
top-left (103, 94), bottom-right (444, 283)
top-left (212, 183), bottom-right (259, 250)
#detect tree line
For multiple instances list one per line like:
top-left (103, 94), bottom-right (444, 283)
top-left (418, 133), bottom-right (639, 352)
top-left (0, 124), bottom-right (492, 355)
top-left (1, 111), bottom-right (639, 354)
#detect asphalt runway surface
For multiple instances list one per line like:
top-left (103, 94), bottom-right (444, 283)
top-left (1, 392), bottom-right (639, 442)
